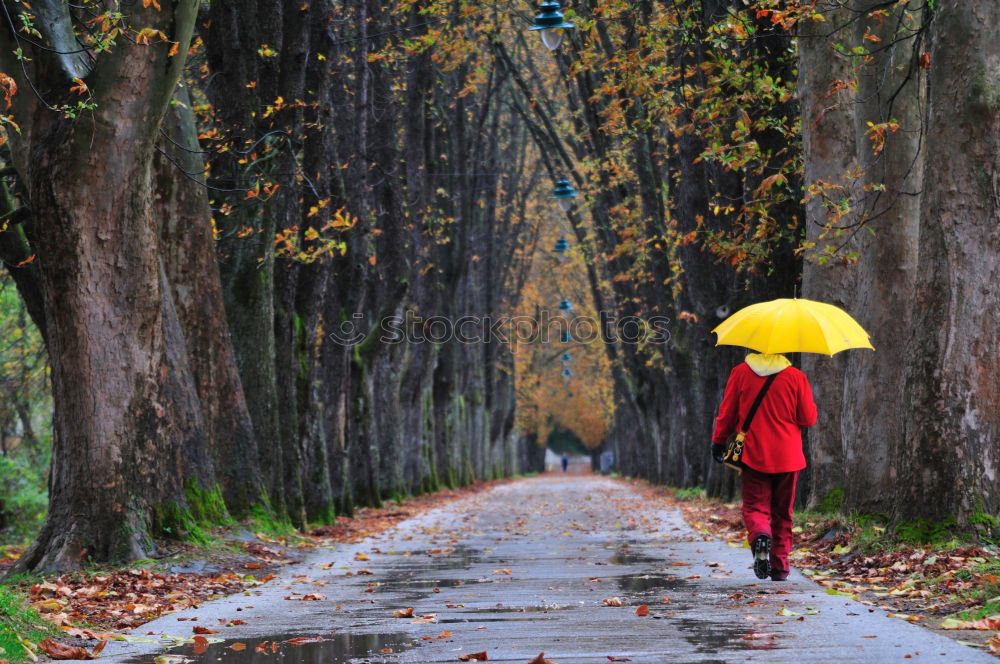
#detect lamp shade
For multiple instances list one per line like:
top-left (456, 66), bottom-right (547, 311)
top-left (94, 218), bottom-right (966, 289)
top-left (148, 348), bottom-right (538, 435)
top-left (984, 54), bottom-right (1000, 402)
top-left (529, 2), bottom-right (574, 50)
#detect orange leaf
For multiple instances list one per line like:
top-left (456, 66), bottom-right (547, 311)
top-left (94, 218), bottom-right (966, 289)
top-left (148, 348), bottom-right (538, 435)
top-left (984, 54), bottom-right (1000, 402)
top-left (69, 78), bottom-right (87, 96)
top-left (527, 653), bottom-right (554, 664)
top-left (602, 597), bottom-right (623, 607)
top-left (192, 636), bottom-right (209, 655)
top-left (635, 604), bottom-right (649, 616)
top-left (230, 643), bottom-right (247, 651)
top-left (0, 72), bottom-right (17, 108)
top-left (193, 626), bottom-right (219, 634)
top-left (393, 607), bottom-right (415, 618)
top-left (458, 652), bottom-right (488, 661)
top-left (39, 638), bottom-right (96, 660)
top-left (286, 636), bottom-right (326, 645)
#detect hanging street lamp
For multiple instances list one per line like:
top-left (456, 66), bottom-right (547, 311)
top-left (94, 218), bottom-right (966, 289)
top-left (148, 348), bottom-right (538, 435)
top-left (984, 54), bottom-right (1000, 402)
top-left (529, 1), bottom-right (575, 51)
top-left (552, 178), bottom-right (577, 211)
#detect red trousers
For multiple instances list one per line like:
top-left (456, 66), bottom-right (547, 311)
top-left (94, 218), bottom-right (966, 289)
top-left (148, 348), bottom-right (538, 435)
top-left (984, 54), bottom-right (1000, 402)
top-left (741, 467), bottom-right (799, 576)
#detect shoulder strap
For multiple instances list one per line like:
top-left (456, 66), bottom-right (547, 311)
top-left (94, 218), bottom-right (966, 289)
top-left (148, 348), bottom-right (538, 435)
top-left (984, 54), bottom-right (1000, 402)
top-left (740, 372), bottom-right (779, 434)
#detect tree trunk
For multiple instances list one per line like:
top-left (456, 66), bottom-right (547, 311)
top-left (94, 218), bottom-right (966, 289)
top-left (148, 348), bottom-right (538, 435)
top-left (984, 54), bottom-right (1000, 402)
top-left (3, 0), bottom-right (208, 574)
top-left (156, 85), bottom-right (266, 518)
top-left (899, 0), bottom-right (1000, 525)
top-left (838, 2), bottom-right (924, 514)
top-left (797, 4), bottom-right (860, 510)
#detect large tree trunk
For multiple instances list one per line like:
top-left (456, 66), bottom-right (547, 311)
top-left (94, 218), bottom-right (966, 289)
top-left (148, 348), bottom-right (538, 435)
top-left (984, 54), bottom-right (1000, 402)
top-left (3, 0), bottom-right (207, 574)
top-left (797, 4), bottom-right (861, 510)
top-left (202, 0), bottom-right (284, 517)
top-left (838, 2), bottom-right (924, 514)
top-left (898, 0), bottom-right (1000, 524)
top-left (156, 85), bottom-right (266, 518)
top-left (799, 2), bottom-right (926, 513)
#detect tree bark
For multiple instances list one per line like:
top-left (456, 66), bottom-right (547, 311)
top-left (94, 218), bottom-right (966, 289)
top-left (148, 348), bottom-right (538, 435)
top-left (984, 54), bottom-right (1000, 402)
top-left (155, 85), bottom-right (266, 518)
top-left (798, 4), bottom-right (861, 509)
top-left (899, 0), bottom-right (1000, 525)
top-left (3, 0), bottom-right (209, 573)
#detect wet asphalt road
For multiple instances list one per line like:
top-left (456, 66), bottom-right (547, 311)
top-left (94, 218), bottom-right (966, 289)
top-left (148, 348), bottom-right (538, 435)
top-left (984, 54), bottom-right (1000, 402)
top-left (101, 474), bottom-right (996, 664)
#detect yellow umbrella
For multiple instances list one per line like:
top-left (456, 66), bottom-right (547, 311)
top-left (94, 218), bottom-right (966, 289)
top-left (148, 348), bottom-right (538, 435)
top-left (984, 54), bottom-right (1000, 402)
top-left (711, 298), bottom-right (874, 355)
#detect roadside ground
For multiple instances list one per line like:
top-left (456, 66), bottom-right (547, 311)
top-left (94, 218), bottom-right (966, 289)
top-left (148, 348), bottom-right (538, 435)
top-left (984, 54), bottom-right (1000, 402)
top-left (1, 467), bottom-right (998, 661)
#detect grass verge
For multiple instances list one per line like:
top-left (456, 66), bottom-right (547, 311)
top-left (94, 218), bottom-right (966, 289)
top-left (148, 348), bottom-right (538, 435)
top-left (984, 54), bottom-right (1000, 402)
top-left (0, 584), bottom-right (57, 663)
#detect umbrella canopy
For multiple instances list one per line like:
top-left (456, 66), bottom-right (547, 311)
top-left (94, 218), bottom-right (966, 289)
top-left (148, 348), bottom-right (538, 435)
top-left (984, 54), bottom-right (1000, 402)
top-left (711, 298), bottom-right (874, 355)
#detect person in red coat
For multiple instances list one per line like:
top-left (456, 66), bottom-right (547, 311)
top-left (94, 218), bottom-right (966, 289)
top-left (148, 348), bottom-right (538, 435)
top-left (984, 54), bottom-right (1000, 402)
top-left (712, 353), bottom-right (817, 580)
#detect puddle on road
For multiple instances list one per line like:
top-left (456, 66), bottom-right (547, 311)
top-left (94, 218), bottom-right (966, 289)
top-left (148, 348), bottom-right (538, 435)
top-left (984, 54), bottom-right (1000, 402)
top-left (438, 615), bottom-right (560, 623)
top-left (377, 577), bottom-right (468, 590)
top-left (406, 545), bottom-right (478, 570)
top-left (616, 573), bottom-right (690, 594)
top-left (675, 617), bottom-right (789, 653)
top-left (127, 633), bottom-right (416, 664)
top-left (607, 541), bottom-right (659, 565)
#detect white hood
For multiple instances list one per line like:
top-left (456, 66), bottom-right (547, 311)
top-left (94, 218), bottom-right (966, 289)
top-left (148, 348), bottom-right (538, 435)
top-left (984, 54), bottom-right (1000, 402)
top-left (745, 353), bottom-right (791, 377)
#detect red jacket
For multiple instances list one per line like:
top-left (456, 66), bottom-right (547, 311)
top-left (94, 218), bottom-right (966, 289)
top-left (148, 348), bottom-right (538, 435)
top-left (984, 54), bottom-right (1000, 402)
top-left (712, 361), bottom-right (817, 473)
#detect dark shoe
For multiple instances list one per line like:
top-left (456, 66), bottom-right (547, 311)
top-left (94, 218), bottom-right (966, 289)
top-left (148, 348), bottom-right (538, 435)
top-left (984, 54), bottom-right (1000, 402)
top-left (751, 535), bottom-right (771, 580)
top-left (770, 572), bottom-right (788, 581)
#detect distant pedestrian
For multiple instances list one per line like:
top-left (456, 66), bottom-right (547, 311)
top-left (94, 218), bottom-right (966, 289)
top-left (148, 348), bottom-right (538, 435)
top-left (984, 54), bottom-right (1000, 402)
top-left (561, 453), bottom-right (569, 472)
top-left (711, 353), bottom-right (817, 581)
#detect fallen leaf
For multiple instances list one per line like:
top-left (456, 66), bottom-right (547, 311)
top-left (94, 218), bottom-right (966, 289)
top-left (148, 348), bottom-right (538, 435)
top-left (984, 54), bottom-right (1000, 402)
top-left (458, 652), bottom-right (488, 661)
top-left (286, 636), bottom-right (327, 645)
top-left (153, 656), bottom-right (190, 664)
top-left (635, 604), bottom-right (649, 616)
top-left (602, 597), bottom-right (623, 607)
top-left (394, 607), bottom-right (416, 618)
top-left (192, 626), bottom-right (219, 634)
top-left (39, 638), bottom-right (98, 660)
top-left (192, 636), bottom-right (209, 655)
top-left (299, 594), bottom-right (326, 601)
top-left (229, 643), bottom-right (246, 651)
top-left (940, 616), bottom-right (1000, 630)
top-left (527, 653), bottom-right (554, 664)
